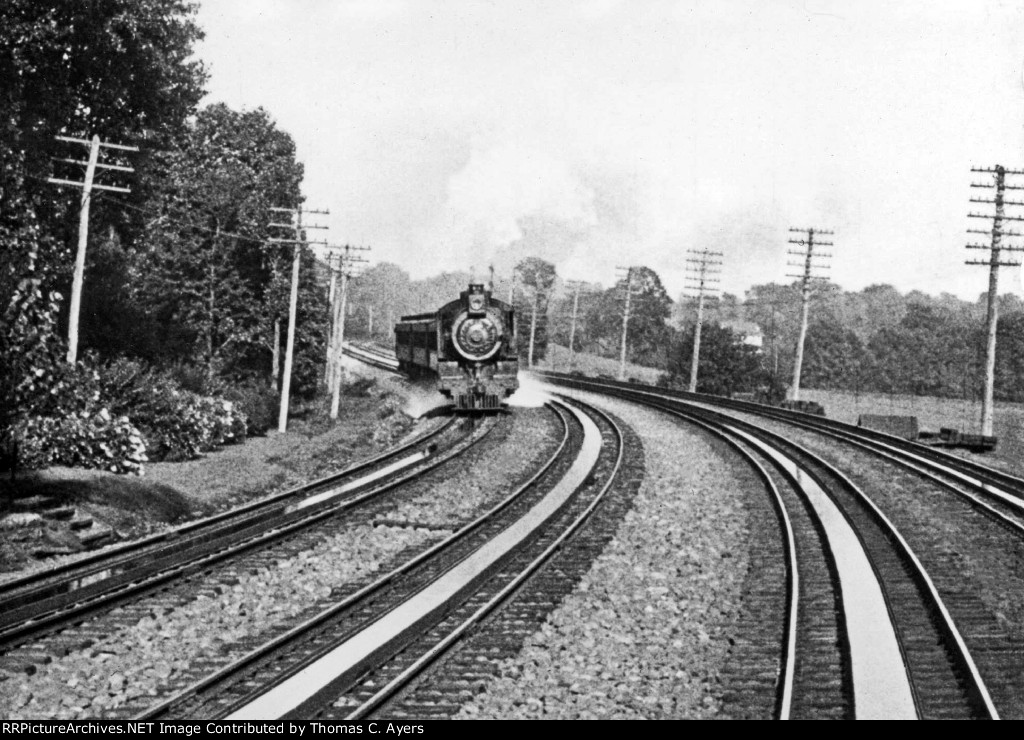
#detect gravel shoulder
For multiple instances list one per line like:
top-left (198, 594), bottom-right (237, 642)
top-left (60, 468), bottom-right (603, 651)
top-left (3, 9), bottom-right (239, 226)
top-left (457, 389), bottom-right (764, 719)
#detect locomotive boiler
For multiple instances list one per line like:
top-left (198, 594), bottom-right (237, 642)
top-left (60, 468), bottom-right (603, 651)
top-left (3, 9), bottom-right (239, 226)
top-left (394, 283), bottom-right (519, 411)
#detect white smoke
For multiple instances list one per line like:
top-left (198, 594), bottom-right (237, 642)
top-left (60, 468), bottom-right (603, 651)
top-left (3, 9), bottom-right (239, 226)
top-left (506, 373), bottom-right (552, 408)
top-left (431, 141), bottom-right (598, 272)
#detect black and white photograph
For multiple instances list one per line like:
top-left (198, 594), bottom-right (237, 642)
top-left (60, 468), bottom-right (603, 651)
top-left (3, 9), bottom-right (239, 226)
top-left (3, 0), bottom-right (1024, 723)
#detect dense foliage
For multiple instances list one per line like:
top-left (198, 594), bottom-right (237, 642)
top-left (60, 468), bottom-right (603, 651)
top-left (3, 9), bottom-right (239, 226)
top-left (0, 3), bottom-right (324, 476)
top-left (663, 323), bottom-right (767, 396)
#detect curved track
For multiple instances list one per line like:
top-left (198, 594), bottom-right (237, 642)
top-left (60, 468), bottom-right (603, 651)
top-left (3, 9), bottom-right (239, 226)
top-left (554, 378), bottom-right (1000, 719)
top-left (131, 396), bottom-right (623, 720)
top-left (543, 372), bottom-right (1024, 526)
top-left (0, 416), bottom-right (487, 655)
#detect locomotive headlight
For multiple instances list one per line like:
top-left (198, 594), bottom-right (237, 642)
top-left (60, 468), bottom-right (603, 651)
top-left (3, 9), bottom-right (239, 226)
top-left (468, 294), bottom-right (485, 313)
top-left (451, 310), bottom-right (504, 361)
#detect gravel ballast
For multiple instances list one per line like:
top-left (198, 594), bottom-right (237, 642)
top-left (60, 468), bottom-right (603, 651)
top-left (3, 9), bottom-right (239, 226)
top-left (1, 524), bottom-right (444, 719)
top-left (456, 389), bottom-right (765, 719)
top-left (0, 407), bottom-right (566, 719)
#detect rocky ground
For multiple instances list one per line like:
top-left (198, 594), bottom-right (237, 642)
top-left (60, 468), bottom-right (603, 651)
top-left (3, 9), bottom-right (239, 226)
top-left (456, 388), bottom-right (763, 719)
top-left (0, 405), bottom-right (565, 720)
top-left (1, 376), bottom-right (768, 720)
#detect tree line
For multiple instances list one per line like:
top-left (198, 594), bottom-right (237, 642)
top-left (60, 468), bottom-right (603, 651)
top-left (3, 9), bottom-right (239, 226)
top-left (347, 260), bottom-right (1024, 404)
top-left (2, 1), bottom-right (329, 473)
top-left (3, 2), bottom-right (1019, 475)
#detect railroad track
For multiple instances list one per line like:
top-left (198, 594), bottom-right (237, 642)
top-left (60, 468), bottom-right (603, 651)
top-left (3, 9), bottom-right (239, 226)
top-left (342, 341), bottom-right (400, 372)
top-left (0, 414), bottom-right (486, 656)
top-left (130, 395), bottom-right (627, 720)
top-left (542, 372), bottom-right (1024, 527)
top-left (551, 378), bottom-right (1001, 719)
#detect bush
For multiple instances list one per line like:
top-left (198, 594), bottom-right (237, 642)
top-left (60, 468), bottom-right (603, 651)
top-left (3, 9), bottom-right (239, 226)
top-left (655, 373), bottom-right (679, 388)
top-left (93, 358), bottom-right (248, 462)
top-left (9, 355), bottom-right (250, 473)
top-left (223, 380), bottom-right (277, 436)
top-left (15, 408), bottom-right (147, 475)
top-left (131, 388), bottom-right (247, 462)
top-left (372, 393), bottom-right (408, 445)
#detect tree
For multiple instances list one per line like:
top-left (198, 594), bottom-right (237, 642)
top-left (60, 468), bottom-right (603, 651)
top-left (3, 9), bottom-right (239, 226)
top-left (514, 257), bottom-right (557, 364)
top-left (133, 104), bottom-right (305, 386)
top-left (1, 0), bottom-right (206, 189)
top-left (801, 317), bottom-right (867, 391)
top-left (995, 311), bottom-right (1024, 402)
top-left (1, 0), bottom-right (207, 300)
top-left (583, 266), bottom-right (672, 369)
top-left (867, 302), bottom-right (979, 397)
top-left (665, 323), bottom-right (765, 397)
top-left (347, 263), bottom-right (415, 341)
top-left (0, 196), bottom-right (68, 461)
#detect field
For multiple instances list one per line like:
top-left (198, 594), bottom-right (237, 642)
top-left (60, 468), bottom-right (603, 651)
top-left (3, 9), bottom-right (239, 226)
top-left (800, 388), bottom-right (1024, 478)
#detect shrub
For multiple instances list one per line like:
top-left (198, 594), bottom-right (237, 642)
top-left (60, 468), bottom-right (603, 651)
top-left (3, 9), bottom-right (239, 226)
top-left (15, 408), bottom-right (148, 475)
top-left (223, 380), bottom-right (277, 436)
top-left (96, 358), bottom-right (248, 462)
top-left (344, 377), bottom-right (377, 397)
top-left (9, 355), bottom-right (250, 473)
top-left (132, 388), bottom-right (247, 462)
top-left (372, 393), bottom-right (408, 445)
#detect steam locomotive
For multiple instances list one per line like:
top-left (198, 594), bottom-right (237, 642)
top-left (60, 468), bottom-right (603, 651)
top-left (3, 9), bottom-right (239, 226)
top-left (394, 283), bottom-right (519, 411)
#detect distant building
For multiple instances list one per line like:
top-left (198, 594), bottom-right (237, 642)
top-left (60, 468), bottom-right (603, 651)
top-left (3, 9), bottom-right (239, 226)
top-left (721, 320), bottom-right (763, 349)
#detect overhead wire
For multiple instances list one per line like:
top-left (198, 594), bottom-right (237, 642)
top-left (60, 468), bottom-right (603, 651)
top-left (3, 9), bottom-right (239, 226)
top-left (34, 172), bottom-right (365, 278)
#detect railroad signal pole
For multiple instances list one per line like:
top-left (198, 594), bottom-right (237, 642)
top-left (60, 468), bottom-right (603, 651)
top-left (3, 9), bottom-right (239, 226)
top-left (269, 206), bottom-right (329, 433)
top-left (48, 134), bottom-right (138, 364)
top-left (328, 244), bottom-right (370, 420)
top-left (967, 165), bottom-right (1024, 436)
top-left (684, 249), bottom-right (723, 393)
top-left (616, 266), bottom-right (640, 381)
top-left (786, 227), bottom-right (834, 401)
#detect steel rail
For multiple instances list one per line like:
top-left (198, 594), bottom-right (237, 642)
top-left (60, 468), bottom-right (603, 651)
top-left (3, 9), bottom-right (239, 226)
top-left (342, 395), bottom-right (625, 719)
top-left (582, 383), bottom-right (998, 720)
top-left (0, 416), bottom-right (455, 603)
top-left (0, 417), bottom-right (481, 649)
top-left (136, 402), bottom-right (572, 720)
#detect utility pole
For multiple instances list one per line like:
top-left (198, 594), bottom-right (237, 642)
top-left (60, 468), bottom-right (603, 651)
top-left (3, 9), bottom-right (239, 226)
top-left (967, 165), bottom-right (1024, 436)
top-left (564, 280), bottom-right (590, 372)
top-left (325, 244), bottom-right (369, 388)
top-left (323, 251), bottom-right (339, 384)
top-left (786, 227), bottom-right (833, 401)
top-left (269, 206), bottom-right (329, 433)
top-left (327, 251), bottom-right (339, 306)
top-left (48, 134), bottom-right (137, 364)
top-left (616, 266), bottom-right (639, 381)
top-left (684, 249), bottom-right (723, 393)
top-left (528, 288), bottom-right (539, 369)
top-left (328, 244), bottom-right (370, 420)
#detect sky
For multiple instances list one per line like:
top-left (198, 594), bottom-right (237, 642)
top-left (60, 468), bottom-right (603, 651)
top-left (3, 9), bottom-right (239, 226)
top-left (193, 0), bottom-right (1024, 301)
